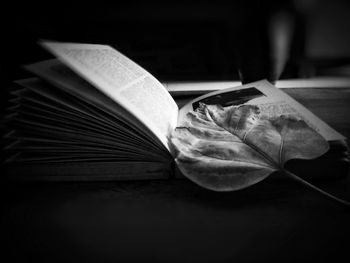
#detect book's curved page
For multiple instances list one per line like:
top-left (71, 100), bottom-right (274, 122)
top-left (14, 78), bottom-right (167, 158)
top-left (25, 60), bottom-right (168, 153)
top-left (40, 41), bottom-right (179, 152)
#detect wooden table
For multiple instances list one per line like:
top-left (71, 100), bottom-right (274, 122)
top-left (3, 84), bottom-right (350, 263)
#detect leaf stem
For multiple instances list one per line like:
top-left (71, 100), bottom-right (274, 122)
top-left (282, 169), bottom-right (350, 208)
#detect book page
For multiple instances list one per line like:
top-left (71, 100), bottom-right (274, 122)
top-left (179, 80), bottom-right (345, 142)
top-left (40, 41), bottom-right (179, 151)
top-left (24, 60), bottom-right (167, 151)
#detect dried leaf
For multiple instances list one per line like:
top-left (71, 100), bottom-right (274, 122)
top-left (171, 103), bottom-right (329, 191)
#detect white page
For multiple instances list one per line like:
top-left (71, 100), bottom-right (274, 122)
top-left (179, 80), bottom-right (345, 142)
top-left (24, 60), bottom-right (166, 150)
top-left (40, 41), bottom-right (179, 151)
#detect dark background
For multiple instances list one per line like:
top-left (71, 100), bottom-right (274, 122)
top-left (2, 0), bottom-right (350, 82)
top-left (2, 1), bottom-right (350, 262)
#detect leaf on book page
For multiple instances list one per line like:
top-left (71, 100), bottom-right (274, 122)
top-left (171, 103), bottom-right (329, 191)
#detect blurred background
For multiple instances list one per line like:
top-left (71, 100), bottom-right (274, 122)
top-left (1, 0), bottom-right (350, 88)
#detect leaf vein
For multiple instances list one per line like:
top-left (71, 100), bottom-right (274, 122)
top-left (279, 134), bottom-right (284, 166)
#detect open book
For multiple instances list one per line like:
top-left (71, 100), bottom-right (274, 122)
top-left (3, 41), bottom-right (348, 181)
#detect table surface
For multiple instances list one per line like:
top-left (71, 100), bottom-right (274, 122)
top-left (3, 87), bottom-right (350, 263)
